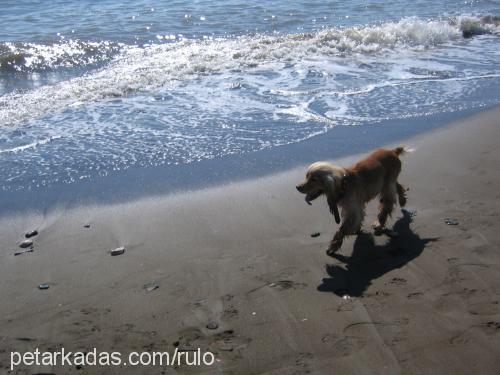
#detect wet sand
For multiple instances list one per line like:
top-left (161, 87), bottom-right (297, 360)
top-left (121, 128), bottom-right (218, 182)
top-left (1, 106), bottom-right (499, 374)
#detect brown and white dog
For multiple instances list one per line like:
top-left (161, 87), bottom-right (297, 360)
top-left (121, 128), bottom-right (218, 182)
top-left (296, 147), bottom-right (411, 254)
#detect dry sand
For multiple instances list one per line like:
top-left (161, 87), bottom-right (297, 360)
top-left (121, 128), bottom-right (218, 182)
top-left (1, 107), bottom-right (499, 374)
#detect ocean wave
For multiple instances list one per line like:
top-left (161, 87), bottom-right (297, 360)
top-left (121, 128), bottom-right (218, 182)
top-left (0, 14), bottom-right (499, 126)
top-left (0, 40), bottom-right (122, 72)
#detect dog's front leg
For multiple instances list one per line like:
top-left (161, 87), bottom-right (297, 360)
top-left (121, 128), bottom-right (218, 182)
top-left (327, 228), bottom-right (345, 255)
top-left (328, 216), bottom-right (355, 255)
top-left (327, 203), bottom-right (363, 256)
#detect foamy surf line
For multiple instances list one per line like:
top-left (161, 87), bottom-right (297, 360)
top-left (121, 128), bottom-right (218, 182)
top-left (0, 136), bottom-right (62, 154)
top-left (325, 73), bottom-right (500, 97)
top-left (1, 14), bottom-right (499, 127)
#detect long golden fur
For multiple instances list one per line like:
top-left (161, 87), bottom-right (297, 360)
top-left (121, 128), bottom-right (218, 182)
top-left (296, 147), bottom-right (410, 254)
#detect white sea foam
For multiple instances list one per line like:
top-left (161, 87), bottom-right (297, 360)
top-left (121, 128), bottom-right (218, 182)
top-left (1, 15), bottom-right (498, 127)
top-left (1, 14), bottom-right (500, 190)
top-left (0, 135), bottom-right (61, 153)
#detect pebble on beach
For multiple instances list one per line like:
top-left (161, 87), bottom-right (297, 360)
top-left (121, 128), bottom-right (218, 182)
top-left (206, 320), bottom-right (219, 330)
top-left (110, 246), bottom-right (125, 256)
top-left (19, 240), bottom-right (33, 249)
top-left (143, 282), bottom-right (159, 292)
top-left (445, 218), bottom-right (459, 225)
top-left (25, 230), bottom-right (38, 238)
top-left (38, 284), bottom-right (49, 290)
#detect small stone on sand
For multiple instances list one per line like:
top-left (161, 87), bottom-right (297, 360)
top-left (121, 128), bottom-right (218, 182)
top-left (110, 246), bottom-right (125, 256)
top-left (143, 282), bottom-right (159, 292)
top-left (310, 232), bottom-right (321, 238)
top-left (19, 240), bottom-right (33, 249)
top-left (206, 320), bottom-right (219, 330)
top-left (38, 284), bottom-right (49, 290)
top-left (444, 218), bottom-right (459, 225)
top-left (84, 223), bottom-right (90, 228)
top-left (25, 230), bottom-right (38, 238)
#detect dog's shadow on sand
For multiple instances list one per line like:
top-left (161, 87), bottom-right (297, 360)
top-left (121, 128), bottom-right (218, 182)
top-left (317, 209), bottom-right (437, 297)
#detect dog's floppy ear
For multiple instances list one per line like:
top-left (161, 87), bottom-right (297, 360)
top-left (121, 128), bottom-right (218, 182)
top-left (323, 174), bottom-right (341, 224)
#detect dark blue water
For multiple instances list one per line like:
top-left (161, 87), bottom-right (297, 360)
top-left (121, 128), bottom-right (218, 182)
top-left (1, 1), bottom-right (500, 203)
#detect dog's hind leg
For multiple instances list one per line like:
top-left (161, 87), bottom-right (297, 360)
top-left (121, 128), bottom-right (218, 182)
top-left (373, 183), bottom-right (397, 231)
top-left (396, 182), bottom-right (407, 207)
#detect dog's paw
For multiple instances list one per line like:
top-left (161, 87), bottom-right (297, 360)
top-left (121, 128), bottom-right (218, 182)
top-left (326, 248), bottom-right (337, 257)
top-left (327, 241), bottom-right (342, 256)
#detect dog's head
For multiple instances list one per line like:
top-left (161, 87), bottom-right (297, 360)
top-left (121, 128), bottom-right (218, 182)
top-left (296, 162), bottom-right (347, 224)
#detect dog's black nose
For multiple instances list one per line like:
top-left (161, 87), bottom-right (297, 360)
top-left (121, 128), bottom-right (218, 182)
top-left (296, 186), bottom-right (301, 192)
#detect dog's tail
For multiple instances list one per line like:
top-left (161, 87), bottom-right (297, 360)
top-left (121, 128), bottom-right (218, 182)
top-left (393, 146), bottom-right (415, 156)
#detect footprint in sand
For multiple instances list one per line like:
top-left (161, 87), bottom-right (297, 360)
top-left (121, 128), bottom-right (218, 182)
top-left (468, 301), bottom-right (499, 316)
top-left (373, 290), bottom-right (390, 298)
top-left (221, 295), bottom-right (238, 319)
top-left (450, 321), bottom-right (500, 346)
top-left (222, 306), bottom-right (238, 319)
top-left (471, 244), bottom-right (491, 256)
top-left (477, 321), bottom-right (500, 335)
top-left (387, 277), bottom-right (406, 286)
top-left (443, 267), bottom-right (466, 284)
top-left (294, 352), bottom-right (314, 373)
top-left (268, 280), bottom-right (307, 291)
top-left (321, 334), bottom-right (366, 358)
top-left (444, 263), bottom-right (490, 285)
top-left (407, 292), bottom-right (423, 299)
top-left (343, 320), bottom-right (408, 348)
top-left (173, 327), bottom-right (204, 350)
top-left (449, 333), bottom-right (468, 345)
top-left (210, 329), bottom-right (252, 356)
top-left (174, 327), bottom-right (251, 360)
top-left (247, 280), bottom-right (307, 295)
top-left (337, 300), bottom-right (356, 312)
top-left (322, 332), bottom-right (367, 356)
top-left (239, 265), bottom-right (254, 272)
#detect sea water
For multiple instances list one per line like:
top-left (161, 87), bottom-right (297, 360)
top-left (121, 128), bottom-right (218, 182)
top-left (1, 0), bottom-right (499, 196)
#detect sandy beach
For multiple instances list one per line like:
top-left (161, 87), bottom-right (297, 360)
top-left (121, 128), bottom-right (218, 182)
top-left (1, 106), bottom-right (500, 374)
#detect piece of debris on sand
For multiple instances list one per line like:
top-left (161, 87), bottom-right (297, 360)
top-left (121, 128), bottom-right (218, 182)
top-left (25, 230), bottom-right (38, 238)
top-left (444, 218), bottom-right (459, 225)
top-left (110, 246), bottom-right (125, 256)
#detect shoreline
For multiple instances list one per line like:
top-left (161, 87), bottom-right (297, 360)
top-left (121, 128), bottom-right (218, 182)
top-left (1, 105), bottom-right (499, 373)
top-left (0, 104), bottom-right (495, 217)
